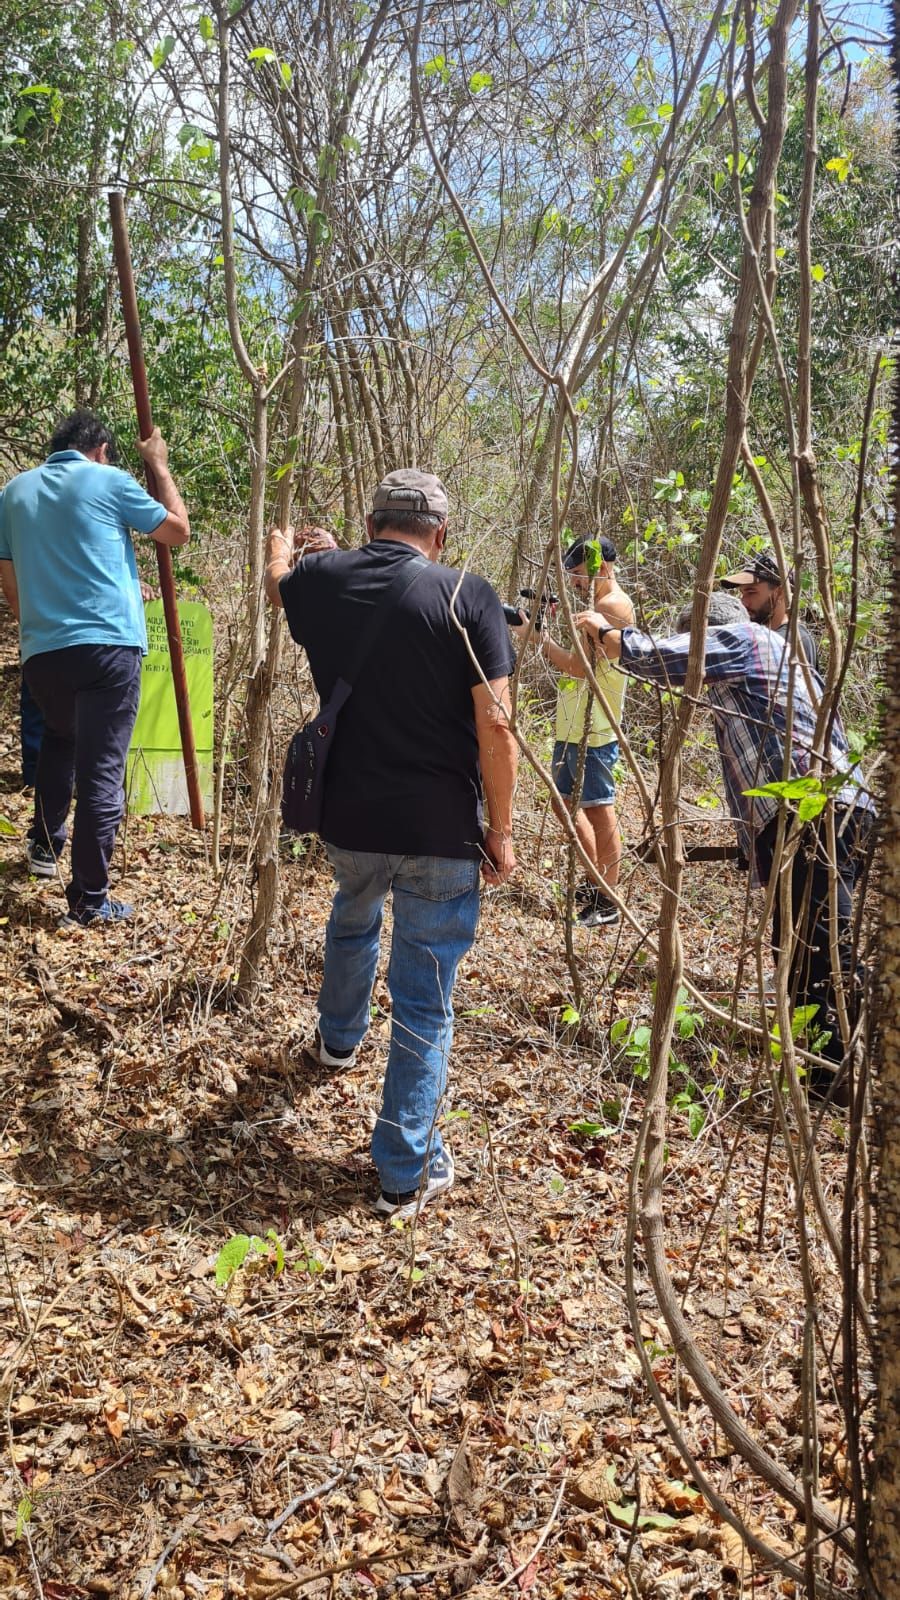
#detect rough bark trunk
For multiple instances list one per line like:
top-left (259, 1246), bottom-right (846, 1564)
top-left (869, 360), bottom-right (900, 1591)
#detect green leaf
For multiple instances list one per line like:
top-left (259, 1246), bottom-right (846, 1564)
top-left (198, 14), bottom-right (215, 41)
top-left (569, 1119), bottom-right (615, 1138)
top-left (825, 154), bottom-right (851, 182)
top-left (743, 776), bottom-right (824, 802)
top-left (341, 132), bottom-right (360, 153)
top-left (215, 1234), bottom-right (252, 1285)
top-left (280, 62), bottom-right (293, 87)
top-left (791, 1003), bottom-right (820, 1038)
top-left (469, 70), bottom-right (493, 93)
top-left (286, 186), bottom-right (315, 215)
top-left (247, 46), bottom-right (277, 63)
top-left (797, 793), bottom-right (827, 822)
top-left (266, 1228), bottom-right (285, 1275)
top-left (582, 538), bottom-right (603, 577)
top-left (151, 35), bottom-right (176, 70)
top-left (810, 263), bottom-right (826, 282)
top-left (561, 1004), bottom-right (580, 1025)
top-left (687, 1102), bottom-right (706, 1139)
top-left (608, 1503), bottom-right (679, 1531)
top-left (15, 1495), bottom-right (32, 1540)
top-left (0, 816), bottom-right (16, 836)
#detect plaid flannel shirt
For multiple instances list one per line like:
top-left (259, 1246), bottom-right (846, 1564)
top-left (618, 622), bottom-right (873, 862)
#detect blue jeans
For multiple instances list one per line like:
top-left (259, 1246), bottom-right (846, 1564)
top-left (552, 738), bottom-right (619, 806)
top-left (318, 848), bottom-right (481, 1193)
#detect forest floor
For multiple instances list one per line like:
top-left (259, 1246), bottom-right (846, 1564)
top-left (0, 608), bottom-right (857, 1600)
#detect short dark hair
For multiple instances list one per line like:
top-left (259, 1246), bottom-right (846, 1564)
top-left (49, 409), bottom-right (119, 463)
top-left (370, 508), bottom-right (444, 540)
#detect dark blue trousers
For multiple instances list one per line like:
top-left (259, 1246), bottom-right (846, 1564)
top-left (20, 673), bottom-right (44, 786)
top-left (755, 806), bottom-right (873, 1065)
top-left (24, 645), bottom-right (142, 912)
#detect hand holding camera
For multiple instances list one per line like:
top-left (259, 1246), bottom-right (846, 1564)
top-left (504, 586), bottom-right (558, 636)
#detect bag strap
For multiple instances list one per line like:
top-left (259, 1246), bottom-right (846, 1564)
top-left (339, 554), bottom-right (430, 690)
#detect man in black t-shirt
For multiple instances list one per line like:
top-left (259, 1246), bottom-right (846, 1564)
top-left (265, 468), bottom-right (517, 1219)
top-left (722, 548), bottom-right (820, 671)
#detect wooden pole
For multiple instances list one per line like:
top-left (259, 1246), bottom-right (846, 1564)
top-left (107, 189), bottom-right (205, 830)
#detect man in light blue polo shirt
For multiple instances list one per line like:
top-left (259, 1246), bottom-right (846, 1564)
top-left (0, 408), bottom-right (190, 924)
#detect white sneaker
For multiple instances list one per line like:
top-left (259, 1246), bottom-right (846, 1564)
top-left (374, 1151), bottom-right (455, 1219)
top-left (307, 1028), bottom-right (359, 1069)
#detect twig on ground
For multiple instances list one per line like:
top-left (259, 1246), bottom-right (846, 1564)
top-left (493, 1472), bottom-right (567, 1592)
top-left (141, 1509), bottom-right (202, 1598)
top-left (267, 1470), bottom-right (343, 1536)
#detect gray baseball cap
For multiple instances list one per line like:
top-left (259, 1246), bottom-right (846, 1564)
top-left (372, 468), bottom-right (448, 519)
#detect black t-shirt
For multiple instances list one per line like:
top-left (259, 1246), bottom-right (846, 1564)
top-left (775, 619), bottom-right (819, 673)
top-left (280, 540), bottom-right (515, 858)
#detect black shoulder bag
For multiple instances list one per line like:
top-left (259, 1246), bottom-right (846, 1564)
top-left (281, 555), bottom-right (429, 835)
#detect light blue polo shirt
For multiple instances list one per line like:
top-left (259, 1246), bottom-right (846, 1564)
top-left (0, 450), bottom-right (167, 663)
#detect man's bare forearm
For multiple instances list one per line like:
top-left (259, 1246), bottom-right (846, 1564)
top-left (151, 463), bottom-right (190, 533)
top-left (265, 530), bottom-right (292, 608)
top-left (0, 559), bottom-right (18, 620)
top-left (478, 718), bottom-right (517, 834)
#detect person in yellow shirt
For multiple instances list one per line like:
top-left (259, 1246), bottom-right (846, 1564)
top-left (513, 536), bottom-right (634, 926)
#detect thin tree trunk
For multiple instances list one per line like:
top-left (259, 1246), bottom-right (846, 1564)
top-left (870, 368), bottom-right (900, 1591)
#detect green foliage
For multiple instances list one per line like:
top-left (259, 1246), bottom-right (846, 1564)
top-left (568, 1118), bottom-right (616, 1138)
top-left (769, 1004), bottom-right (827, 1063)
top-left (15, 1495), bottom-right (32, 1540)
top-left (742, 774), bottom-right (850, 823)
top-left (151, 36), bottom-right (176, 71)
top-left (215, 1229), bottom-right (285, 1286)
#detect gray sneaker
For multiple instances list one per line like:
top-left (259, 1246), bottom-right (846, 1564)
top-left (374, 1150), bottom-right (455, 1219)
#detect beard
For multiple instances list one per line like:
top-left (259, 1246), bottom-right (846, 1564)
top-left (748, 594), bottom-right (776, 625)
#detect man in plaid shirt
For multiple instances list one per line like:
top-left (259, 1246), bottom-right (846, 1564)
top-left (576, 590), bottom-right (874, 1080)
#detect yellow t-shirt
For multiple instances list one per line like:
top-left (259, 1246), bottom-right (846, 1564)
top-left (555, 659), bottom-right (627, 748)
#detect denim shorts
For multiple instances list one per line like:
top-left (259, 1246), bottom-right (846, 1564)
top-left (552, 739), bottom-right (619, 806)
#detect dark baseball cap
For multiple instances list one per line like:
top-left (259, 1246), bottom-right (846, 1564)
top-left (563, 535), bottom-right (617, 569)
top-left (722, 547), bottom-right (784, 587)
top-left (372, 468), bottom-right (448, 519)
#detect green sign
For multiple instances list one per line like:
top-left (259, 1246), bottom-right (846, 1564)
top-left (126, 600), bottom-right (214, 815)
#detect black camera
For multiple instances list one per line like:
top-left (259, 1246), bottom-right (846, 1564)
top-left (502, 602), bottom-right (527, 626)
top-left (502, 586), bottom-right (558, 630)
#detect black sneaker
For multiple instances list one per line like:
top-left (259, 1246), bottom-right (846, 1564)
top-left (26, 840), bottom-right (58, 878)
top-left (577, 892), bottom-right (620, 928)
top-left (61, 898), bottom-right (134, 928)
top-left (574, 880), bottom-right (596, 906)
